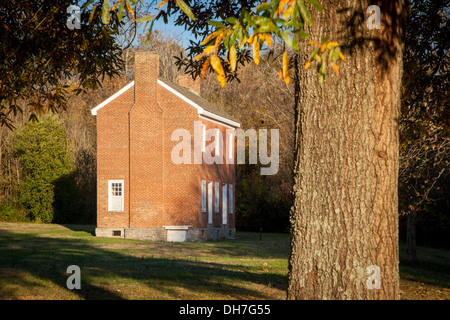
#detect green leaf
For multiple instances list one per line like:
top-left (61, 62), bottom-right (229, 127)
top-left (280, 30), bottom-right (293, 48)
top-left (230, 27), bottom-right (239, 45)
top-left (207, 20), bottom-right (225, 28)
top-left (88, 4), bottom-right (97, 25)
top-left (176, 0), bottom-right (196, 21)
top-left (102, 0), bottom-right (110, 25)
top-left (309, 47), bottom-right (320, 61)
top-left (136, 15), bottom-right (156, 22)
top-left (306, 0), bottom-right (323, 12)
top-left (270, 0), bottom-right (281, 17)
top-left (291, 36), bottom-right (299, 51)
top-left (117, 0), bottom-right (125, 21)
top-left (256, 2), bottom-right (272, 14)
top-left (320, 55), bottom-right (326, 74)
top-left (293, 29), bottom-right (309, 38)
top-left (254, 21), bottom-right (279, 34)
top-left (298, 0), bottom-right (312, 26)
top-left (225, 17), bottom-right (238, 25)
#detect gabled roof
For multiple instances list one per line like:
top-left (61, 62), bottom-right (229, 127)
top-left (91, 78), bottom-right (240, 128)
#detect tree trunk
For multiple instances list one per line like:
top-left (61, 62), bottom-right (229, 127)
top-left (406, 209), bottom-right (417, 263)
top-left (287, 0), bottom-right (407, 299)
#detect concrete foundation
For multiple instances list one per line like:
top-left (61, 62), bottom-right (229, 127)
top-left (95, 225), bottom-right (236, 242)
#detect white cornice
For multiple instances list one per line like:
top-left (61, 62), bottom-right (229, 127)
top-left (91, 79), bottom-right (240, 129)
top-left (91, 81), bottom-right (135, 115)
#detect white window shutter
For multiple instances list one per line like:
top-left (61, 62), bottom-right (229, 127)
top-left (214, 182), bottom-right (220, 213)
top-left (229, 184), bottom-right (233, 214)
top-left (222, 183), bottom-right (227, 218)
top-left (201, 180), bottom-right (206, 212)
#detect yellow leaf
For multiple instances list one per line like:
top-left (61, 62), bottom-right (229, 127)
top-left (278, 69), bottom-right (283, 79)
top-left (263, 33), bottom-right (273, 47)
top-left (339, 52), bottom-right (346, 62)
top-left (332, 63), bottom-right (339, 74)
top-left (204, 45), bottom-right (216, 55)
top-left (210, 54), bottom-right (225, 87)
top-left (282, 3), bottom-right (295, 20)
top-left (229, 46), bottom-right (237, 72)
top-left (326, 41), bottom-right (340, 49)
top-left (214, 32), bottom-right (224, 47)
top-left (193, 53), bottom-right (205, 61)
top-left (308, 40), bottom-right (319, 45)
top-left (282, 50), bottom-right (288, 76)
top-left (247, 34), bottom-right (255, 45)
top-left (200, 57), bottom-right (211, 78)
top-left (202, 30), bottom-right (221, 46)
top-left (282, 50), bottom-right (289, 84)
top-left (125, 0), bottom-right (134, 19)
top-left (320, 43), bottom-right (326, 52)
top-left (111, 0), bottom-right (121, 11)
top-left (258, 33), bottom-right (271, 47)
top-left (304, 61), bottom-right (312, 70)
top-left (253, 37), bottom-right (260, 65)
top-left (157, 0), bottom-right (169, 8)
top-left (276, 0), bottom-right (288, 18)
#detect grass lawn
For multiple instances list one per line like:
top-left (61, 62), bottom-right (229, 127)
top-left (0, 222), bottom-right (448, 300)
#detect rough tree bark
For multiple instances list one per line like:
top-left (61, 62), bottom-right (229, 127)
top-left (287, 0), bottom-right (407, 299)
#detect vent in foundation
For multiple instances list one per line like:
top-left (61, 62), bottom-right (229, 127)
top-left (112, 230), bottom-right (121, 237)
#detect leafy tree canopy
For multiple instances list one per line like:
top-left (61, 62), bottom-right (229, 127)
top-left (0, 0), bottom-right (125, 128)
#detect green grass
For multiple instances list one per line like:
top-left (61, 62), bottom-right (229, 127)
top-left (0, 222), bottom-right (448, 300)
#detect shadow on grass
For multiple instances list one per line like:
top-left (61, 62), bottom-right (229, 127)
top-left (399, 243), bottom-right (450, 288)
top-left (61, 224), bottom-right (96, 236)
top-left (0, 228), bottom-right (287, 300)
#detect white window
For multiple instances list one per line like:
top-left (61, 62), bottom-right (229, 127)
top-left (201, 124), bottom-right (206, 152)
top-left (222, 183), bottom-right (227, 218)
top-left (229, 184), bottom-right (233, 214)
top-left (208, 181), bottom-right (213, 224)
top-left (215, 128), bottom-right (221, 156)
top-left (222, 183), bottom-right (228, 224)
top-left (108, 180), bottom-right (124, 212)
top-left (214, 182), bottom-right (220, 213)
top-left (201, 180), bottom-right (206, 212)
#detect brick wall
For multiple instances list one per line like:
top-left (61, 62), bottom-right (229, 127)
top-left (95, 51), bottom-right (236, 239)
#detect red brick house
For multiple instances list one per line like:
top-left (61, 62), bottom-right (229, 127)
top-left (91, 52), bottom-right (240, 241)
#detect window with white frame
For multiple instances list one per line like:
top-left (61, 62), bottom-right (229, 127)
top-left (222, 183), bottom-right (227, 216)
top-left (228, 184), bottom-right (233, 214)
top-left (201, 180), bottom-right (206, 212)
top-left (108, 180), bottom-right (124, 212)
top-left (215, 182), bottom-right (220, 213)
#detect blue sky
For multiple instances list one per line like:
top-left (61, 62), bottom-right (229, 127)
top-left (135, 0), bottom-right (197, 49)
top-left (150, 13), bottom-right (195, 49)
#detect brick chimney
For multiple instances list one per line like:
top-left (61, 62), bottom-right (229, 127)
top-left (129, 51), bottom-right (164, 227)
top-left (178, 73), bottom-right (201, 95)
top-left (134, 51), bottom-right (159, 106)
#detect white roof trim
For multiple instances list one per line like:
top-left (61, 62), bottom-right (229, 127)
top-left (91, 79), bottom-right (240, 128)
top-left (91, 81), bottom-right (135, 115)
top-left (157, 79), bottom-right (240, 128)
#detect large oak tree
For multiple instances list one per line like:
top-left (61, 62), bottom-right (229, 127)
top-left (154, 0), bottom-right (407, 299)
